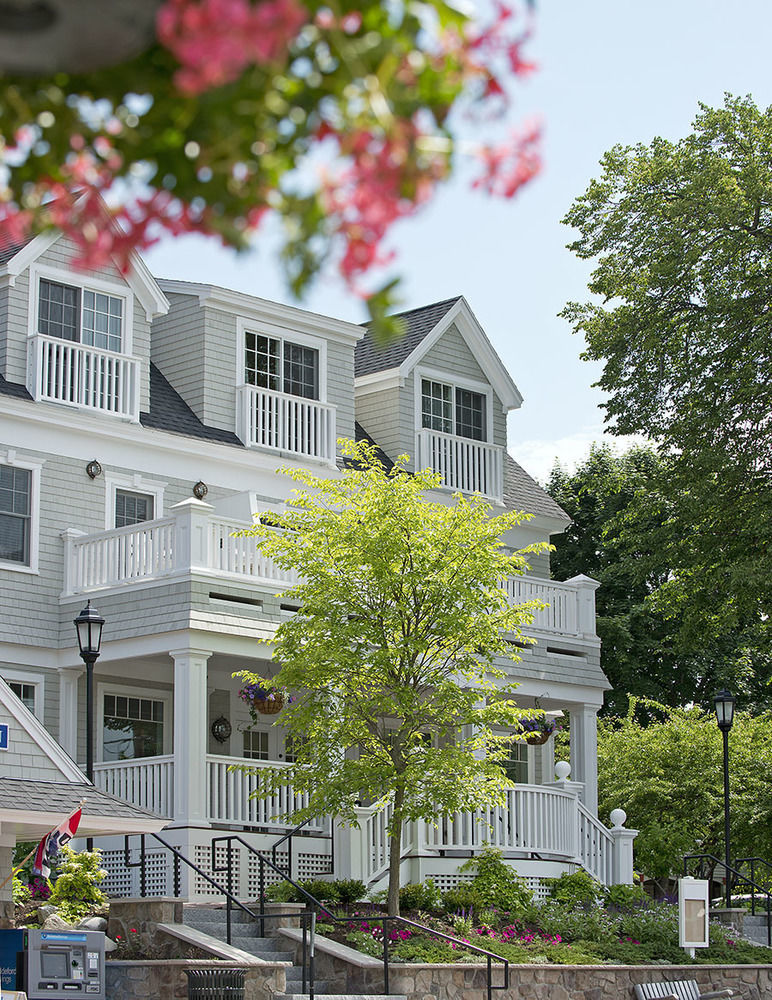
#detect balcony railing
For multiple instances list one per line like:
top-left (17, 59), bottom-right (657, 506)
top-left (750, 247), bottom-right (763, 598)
top-left (416, 428), bottom-right (504, 500)
top-left (236, 384), bottom-right (336, 462)
top-left (94, 755), bottom-right (175, 818)
top-left (27, 333), bottom-right (140, 421)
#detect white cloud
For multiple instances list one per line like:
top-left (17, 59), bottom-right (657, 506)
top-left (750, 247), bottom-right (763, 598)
top-left (509, 426), bottom-right (650, 485)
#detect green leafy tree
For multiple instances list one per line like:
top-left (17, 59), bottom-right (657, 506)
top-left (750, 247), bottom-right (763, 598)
top-left (238, 439), bottom-right (548, 915)
top-left (597, 700), bottom-right (772, 885)
top-left (546, 444), bottom-right (762, 714)
top-left (561, 94), bottom-right (772, 653)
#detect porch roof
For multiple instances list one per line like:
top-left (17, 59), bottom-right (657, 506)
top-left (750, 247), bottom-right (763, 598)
top-left (0, 777), bottom-right (168, 840)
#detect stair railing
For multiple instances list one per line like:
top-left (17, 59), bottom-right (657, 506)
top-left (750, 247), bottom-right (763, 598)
top-left (734, 857), bottom-right (772, 921)
top-left (123, 831), bottom-right (319, 997)
top-left (683, 852), bottom-right (772, 947)
top-left (270, 816), bottom-right (334, 881)
top-left (216, 833), bottom-right (509, 1000)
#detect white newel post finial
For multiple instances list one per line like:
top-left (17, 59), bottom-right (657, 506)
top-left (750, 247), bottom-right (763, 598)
top-left (566, 574), bottom-right (600, 636)
top-left (609, 808), bottom-right (638, 885)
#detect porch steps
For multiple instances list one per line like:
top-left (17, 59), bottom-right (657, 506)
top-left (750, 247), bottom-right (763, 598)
top-left (736, 913), bottom-right (772, 948)
top-left (182, 905), bottom-right (334, 993)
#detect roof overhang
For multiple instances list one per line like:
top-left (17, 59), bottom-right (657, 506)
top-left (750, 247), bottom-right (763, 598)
top-left (0, 806), bottom-right (168, 841)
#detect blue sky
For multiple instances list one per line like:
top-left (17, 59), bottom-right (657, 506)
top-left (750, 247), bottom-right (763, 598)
top-left (144, 0), bottom-right (772, 482)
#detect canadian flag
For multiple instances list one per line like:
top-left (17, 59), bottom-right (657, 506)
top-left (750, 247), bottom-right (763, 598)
top-left (32, 807), bottom-right (82, 878)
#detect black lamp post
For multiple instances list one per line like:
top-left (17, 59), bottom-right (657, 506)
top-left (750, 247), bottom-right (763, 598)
top-left (73, 601), bottom-right (104, 783)
top-left (713, 689), bottom-right (736, 910)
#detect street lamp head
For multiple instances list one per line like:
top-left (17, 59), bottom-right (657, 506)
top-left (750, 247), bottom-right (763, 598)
top-left (74, 600), bottom-right (105, 661)
top-left (713, 689), bottom-right (736, 733)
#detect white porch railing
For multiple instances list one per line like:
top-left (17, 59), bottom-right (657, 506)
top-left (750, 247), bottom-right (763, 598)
top-left (506, 577), bottom-right (577, 634)
top-left (207, 517), bottom-right (298, 586)
top-left (27, 333), bottom-right (140, 421)
top-left (206, 755), bottom-right (324, 830)
top-left (236, 385), bottom-right (337, 462)
top-left (416, 429), bottom-right (504, 500)
top-left (93, 755), bottom-right (174, 817)
top-left (577, 799), bottom-right (614, 884)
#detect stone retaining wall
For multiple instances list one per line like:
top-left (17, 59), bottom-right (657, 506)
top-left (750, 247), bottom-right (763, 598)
top-left (106, 960), bottom-right (284, 999)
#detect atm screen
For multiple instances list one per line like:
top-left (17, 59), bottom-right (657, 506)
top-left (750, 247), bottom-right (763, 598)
top-left (41, 950), bottom-right (70, 979)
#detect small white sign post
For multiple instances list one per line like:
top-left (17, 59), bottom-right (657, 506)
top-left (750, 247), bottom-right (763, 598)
top-left (679, 877), bottom-right (710, 958)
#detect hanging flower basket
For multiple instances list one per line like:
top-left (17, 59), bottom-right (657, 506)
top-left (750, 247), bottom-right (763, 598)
top-left (518, 715), bottom-right (560, 745)
top-left (237, 677), bottom-right (292, 722)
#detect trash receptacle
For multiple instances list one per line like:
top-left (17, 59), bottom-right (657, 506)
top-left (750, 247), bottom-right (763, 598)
top-left (185, 968), bottom-right (246, 999)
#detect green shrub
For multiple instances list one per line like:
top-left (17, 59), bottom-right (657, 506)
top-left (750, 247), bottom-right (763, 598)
top-left (333, 879), bottom-right (366, 906)
top-left (346, 930), bottom-right (384, 958)
top-left (399, 880), bottom-right (441, 913)
top-left (300, 878), bottom-right (340, 902)
top-left (48, 847), bottom-right (106, 921)
top-left (265, 881), bottom-right (305, 903)
top-left (543, 869), bottom-right (602, 907)
top-left (440, 883), bottom-right (485, 914)
top-left (12, 878), bottom-right (31, 906)
top-left (459, 847), bottom-right (532, 912)
top-left (604, 882), bottom-right (649, 910)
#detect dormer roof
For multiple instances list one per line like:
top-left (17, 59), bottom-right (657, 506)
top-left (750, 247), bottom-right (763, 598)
top-left (355, 295), bottom-right (523, 412)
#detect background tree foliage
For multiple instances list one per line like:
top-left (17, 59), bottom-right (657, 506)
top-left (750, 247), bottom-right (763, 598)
top-left (546, 444), bottom-right (769, 714)
top-left (597, 701), bottom-right (772, 884)
top-left (238, 440), bottom-right (547, 915)
top-left (561, 94), bottom-right (772, 656)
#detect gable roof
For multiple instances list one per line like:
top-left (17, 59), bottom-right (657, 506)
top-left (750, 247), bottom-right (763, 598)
top-left (355, 297), bottom-right (462, 376)
top-left (356, 296), bottom-right (523, 412)
top-left (0, 240), bottom-right (29, 267)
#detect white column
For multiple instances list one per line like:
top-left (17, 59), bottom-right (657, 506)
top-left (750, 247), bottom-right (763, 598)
top-left (170, 648), bottom-right (212, 826)
top-left (609, 809), bottom-right (638, 885)
top-left (58, 667), bottom-right (82, 762)
top-left (570, 706), bottom-right (599, 815)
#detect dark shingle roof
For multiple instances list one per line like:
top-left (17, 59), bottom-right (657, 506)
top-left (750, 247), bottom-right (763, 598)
top-left (503, 453), bottom-right (568, 521)
top-left (0, 778), bottom-right (166, 821)
top-left (352, 422), bottom-right (394, 470)
top-left (0, 241), bottom-right (27, 267)
top-left (355, 297), bottom-right (461, 377)
top-left (0, 375), bottom-right (32, 400)
top-left (141, 364), bottom-right (241, 445)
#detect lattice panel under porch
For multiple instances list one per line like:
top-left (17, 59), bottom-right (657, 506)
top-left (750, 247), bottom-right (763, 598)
top-left (193, 844), bottom-right (239, 897)
top-left (143, 851), bottom-right (173, 896)
top-left (424, 873), bottom-right (475, 892)
top-left (295, 853), bottom-right (333, 879)
top-left (246, 850), bottom-right (288, 897)
top-left (100, 850), bottom-right (134, 898)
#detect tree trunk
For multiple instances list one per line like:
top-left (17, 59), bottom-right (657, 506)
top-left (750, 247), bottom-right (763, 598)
top-left (387, 788), bottom-right (405, 916)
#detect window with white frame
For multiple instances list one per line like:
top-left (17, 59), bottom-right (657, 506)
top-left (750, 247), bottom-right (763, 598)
top-left (102, 693), bottom-right (165, 761)
top-left (245, 332), bottom-right (319, 400)
top-left (114, 489), bottom-right (154, 528)
top-left (421, 379), bottom-right (487, 441)
top-left (243, 729), bottom-right (270, 760)
top-left (38, 278), bottom-right (124, 353)
top-left (0, 464), bottom-right (31, 565)
top-left (503, 742), bottom-right (529, 784)
top-left (8, 680), bottom-right (36, 714)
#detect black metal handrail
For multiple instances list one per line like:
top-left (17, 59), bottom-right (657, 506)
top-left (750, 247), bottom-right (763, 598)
top-left (270, 816), bottom-right (334, 881)
top-left (217, 833), bottom-right (508, 1000)
top-left (124, 831), bottom-right (318, 997)
top-left (683, 852), bottom-right (772, 947)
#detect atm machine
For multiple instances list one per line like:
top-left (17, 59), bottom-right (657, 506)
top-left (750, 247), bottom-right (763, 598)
top-left (24, 930), bottom-right (106, 1000)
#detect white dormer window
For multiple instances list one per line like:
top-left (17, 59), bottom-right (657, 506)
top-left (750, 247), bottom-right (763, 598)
top-left (421, 378), bottom-right (487, 442)
top-left (38, 278), bottom-right (124, 353)
top-left (245, 332), bottom-right (319, 400)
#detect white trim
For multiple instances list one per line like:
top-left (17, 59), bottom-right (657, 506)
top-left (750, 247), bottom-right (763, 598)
top-left (0, 449), bottom-right (43, 574)
top-left (96, 681), bottom-right (173, 763)
top-left (353, 370), bottom-right (404, 397)
top-left (103, 471), bottom-right (166, 530)
top-left (0, 667), bottom-right (45, 720)
top-left (161, 279), bottom-right (364, 346)
top-left (236, 317), bottom-right (329, 403)
top-left (0, 231), bottom-right (60, 283)
top-left (28, 261), bottom-right (136, 355)
top-left (0, 676), bottom-right (85, 782)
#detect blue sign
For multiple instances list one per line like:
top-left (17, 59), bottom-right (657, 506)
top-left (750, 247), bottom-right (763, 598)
top-left (0, 929), bottom-right (24, 989)
top-left (0, 723), bottom-right (8, 750)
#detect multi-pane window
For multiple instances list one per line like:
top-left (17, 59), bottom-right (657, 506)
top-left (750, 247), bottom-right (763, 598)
top-left (243, 730), bottom-right (270, 760)
top-left (102, 694), bottom-right (164, 761)
top-left (421, 379), bottom-right (486, 441)
top-left (245, 332), bottom-right (319, 399)
top-left (503, 742), bottom-right (529, 785)
top-left (0, 465), bottom-right (31, 565)
top-left (38, 279), bottom-right (123, 352)
top-left (8, 681), bottom-right (35, 714)
top-left (115, 490), bottom-right (154, 528)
